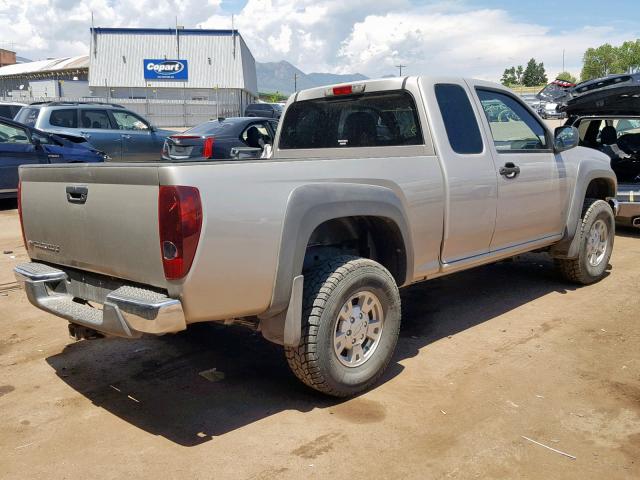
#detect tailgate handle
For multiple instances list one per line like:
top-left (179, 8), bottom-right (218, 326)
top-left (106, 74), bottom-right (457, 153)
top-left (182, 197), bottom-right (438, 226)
top-left (66, 186), bottom-right (88, 204)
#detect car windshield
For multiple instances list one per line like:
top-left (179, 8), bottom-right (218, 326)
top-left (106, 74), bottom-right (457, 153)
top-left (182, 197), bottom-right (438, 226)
top-left (14, 107), bottom-right (39, 127)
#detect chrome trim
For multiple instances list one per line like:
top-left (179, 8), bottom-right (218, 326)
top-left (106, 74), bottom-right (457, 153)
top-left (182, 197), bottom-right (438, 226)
top-left (14, 265), bottom-right (67, 283)
top-left (14, 262), bottom-right (186, 338)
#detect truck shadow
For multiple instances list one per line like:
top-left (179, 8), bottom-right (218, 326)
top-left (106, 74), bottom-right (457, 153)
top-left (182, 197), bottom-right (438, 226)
top-left (46, 252), bottom-right (580, 447)
top-left (0, 199), bottom-right (17, 211)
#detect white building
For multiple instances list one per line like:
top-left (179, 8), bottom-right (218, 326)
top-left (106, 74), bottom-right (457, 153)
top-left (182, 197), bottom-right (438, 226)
top-left (88, 27), bottom-right (257, 113)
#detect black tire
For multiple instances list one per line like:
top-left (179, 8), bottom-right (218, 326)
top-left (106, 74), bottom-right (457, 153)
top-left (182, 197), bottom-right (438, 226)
top-left (555, 198), bottom-right (615, 284)
top-left (285, 256), bottom-right (401, 397)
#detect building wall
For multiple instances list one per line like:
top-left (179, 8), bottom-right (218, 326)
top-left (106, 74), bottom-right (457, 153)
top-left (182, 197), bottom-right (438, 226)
top-left (89, 28), bottom-right (257, 95)
top-left (0, 49), bottom-right (16, 67)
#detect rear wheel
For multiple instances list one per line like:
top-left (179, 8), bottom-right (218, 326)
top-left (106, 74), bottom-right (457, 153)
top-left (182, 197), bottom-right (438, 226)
top-left (555, 198), bottom-right (614, 284)
top-left (285, 256), bottom-right (401, 397)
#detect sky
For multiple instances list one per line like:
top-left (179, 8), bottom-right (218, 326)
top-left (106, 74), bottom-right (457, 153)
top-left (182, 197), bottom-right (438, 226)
top-left (0, 0), bottom-right (638, 81)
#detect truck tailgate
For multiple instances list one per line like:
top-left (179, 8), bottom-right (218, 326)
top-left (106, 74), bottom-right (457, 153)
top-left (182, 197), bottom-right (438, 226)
top-left (19, 164), bottom-right (166, 288)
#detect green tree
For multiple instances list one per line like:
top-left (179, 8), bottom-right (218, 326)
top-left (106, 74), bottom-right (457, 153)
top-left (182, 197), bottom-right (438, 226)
top-left (523, 58), bottom-right (545, 87)
top-left (535, 62), bottom-right (548, 85)
top-left (581, 44), bottom-right (623, 81)
top-left (500, 65), bottom-right (524, 86)
top-left (616, 39), bottom-right (640, 73)
top-left (501, 67), bottom-right (516, 85)
top-left (516, 65), bottom-right (524, 85)
top-left (556, 71), bottom-right (577, 83)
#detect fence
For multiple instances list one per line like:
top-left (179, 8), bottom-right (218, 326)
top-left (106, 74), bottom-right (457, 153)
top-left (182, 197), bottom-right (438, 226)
top-left (0, 96), bottom-right (242, 128)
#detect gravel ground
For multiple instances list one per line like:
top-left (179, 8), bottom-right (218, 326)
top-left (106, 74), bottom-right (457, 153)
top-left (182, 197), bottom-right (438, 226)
top-left (0, 201), bottom-right (639, 479)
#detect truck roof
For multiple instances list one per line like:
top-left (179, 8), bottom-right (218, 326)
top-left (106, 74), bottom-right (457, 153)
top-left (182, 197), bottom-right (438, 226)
top-left (290, 76), bottom-right (509, 103)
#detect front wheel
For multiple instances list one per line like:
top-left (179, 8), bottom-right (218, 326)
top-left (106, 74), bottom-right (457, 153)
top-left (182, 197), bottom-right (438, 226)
top-left (555, 198), bottom-right (615, 284)
top-left (285, 256), bottom-right (401, 397)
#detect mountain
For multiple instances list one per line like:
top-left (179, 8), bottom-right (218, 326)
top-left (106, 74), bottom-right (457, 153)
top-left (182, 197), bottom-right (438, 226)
top-left (256, 61), bottom-right (368, 95)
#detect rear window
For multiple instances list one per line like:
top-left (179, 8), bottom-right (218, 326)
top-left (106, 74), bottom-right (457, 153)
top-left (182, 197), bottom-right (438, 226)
top-left (49, 109), bottom-right (78, 128)
top-left (15, 107), bottom-right (40, 127)
top-left (435, 84), bottom-right (483, 154)
top-left (279, 91), bottom-right (423, 149)
top-left (184, 121), bottom-right (236, 135)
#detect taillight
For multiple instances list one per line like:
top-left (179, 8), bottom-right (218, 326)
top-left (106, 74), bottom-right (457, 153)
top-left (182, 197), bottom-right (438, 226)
top-left (17, 180), bottom-right (27, 250)
top-left (169, 135), bottom-right (200, 140)
top-left (325, 84), bottom-right (366, 97)
top-left (333, 85), bottom-right (353, 96)
top-left (203, 137), bottom-right (215, 159)
top-left (158, 186), bottom-right (202, 280)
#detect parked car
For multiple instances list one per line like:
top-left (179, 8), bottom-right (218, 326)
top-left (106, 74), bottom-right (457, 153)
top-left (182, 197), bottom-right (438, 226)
top-left (162, 117), bottom-right (278, 161)
top-left (0, 102), bottom-right (27, 120)
top-left (519, 94), bottom-right (541, 110)
top-left (245, 102), bottom-right (282, 119)
top-left (0, 117), bottom-right (105, 199)
top-left (538, 101), bottom-right (566, 119)
top-left (14, 102), bottom-right (174, 162)
top-left (563, 77), bottom-right (640, 227)
top-left (15, 77), bottom-right (617, 397)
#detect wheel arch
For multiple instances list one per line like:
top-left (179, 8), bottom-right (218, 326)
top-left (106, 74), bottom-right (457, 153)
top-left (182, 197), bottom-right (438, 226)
top-left (551, 161), bottom-right (617, 259)
top-left (262, 183), bottom-right (414, 320)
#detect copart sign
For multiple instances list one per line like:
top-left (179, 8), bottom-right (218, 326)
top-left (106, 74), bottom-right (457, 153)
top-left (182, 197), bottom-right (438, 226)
top-left (143, 59), bottom-right (189, 80)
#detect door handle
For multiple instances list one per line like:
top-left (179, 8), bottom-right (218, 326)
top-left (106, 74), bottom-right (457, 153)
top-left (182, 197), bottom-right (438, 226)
top-left (66, 185), bottom-right (88, 204)
top-left (499, 162), bottom-right (521, 179)
top-left (121, 134), bottom-right (132, 139)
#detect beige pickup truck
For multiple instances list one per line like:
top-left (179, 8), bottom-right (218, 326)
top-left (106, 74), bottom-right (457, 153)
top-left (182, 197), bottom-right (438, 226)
top-left (15, 77), bottom-right (618, 396)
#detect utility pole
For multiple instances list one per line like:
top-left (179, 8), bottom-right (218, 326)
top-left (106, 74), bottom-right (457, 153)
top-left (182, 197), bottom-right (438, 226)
top-left (396, 64), bottom-right (406, 76)
top-left (294, 73), bottom-right (298, 92)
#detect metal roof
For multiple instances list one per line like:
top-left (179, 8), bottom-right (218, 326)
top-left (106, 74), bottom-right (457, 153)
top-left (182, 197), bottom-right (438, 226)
top-left (0, 55), bottom-right (89, 77)
top-left (91, 28), bottom-right (237, 36)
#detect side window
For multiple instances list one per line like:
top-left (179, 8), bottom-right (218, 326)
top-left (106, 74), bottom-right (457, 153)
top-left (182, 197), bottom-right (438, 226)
top-left (280, 91), bottom-right (423, 149)
top-left (31, 131), bottom-right (57, 145)
top-left (0, 122), bottom-right (31, 144)
top-left (49, 109), bottom-right (78, 128)
top-left (476, 89), bottom-right (549, 151)
top-left (79, 109), bottom-right (113, 130)
top-left (242, 122), bottom-right (273, 148)
top-left (0, 105), bottom-right (12, 119)
top-left (434, 84), bottom-right (483, 154)
top-left (111, 111), bottom-right (150, 131)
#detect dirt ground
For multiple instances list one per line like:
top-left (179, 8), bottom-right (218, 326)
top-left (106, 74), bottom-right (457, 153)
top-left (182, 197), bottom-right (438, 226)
top-left (0, 200), bottom-right (639, 480)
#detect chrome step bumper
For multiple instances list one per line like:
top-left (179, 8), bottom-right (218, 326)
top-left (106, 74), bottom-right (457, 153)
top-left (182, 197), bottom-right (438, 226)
top-left (14, 263), bottom-right (186, 338)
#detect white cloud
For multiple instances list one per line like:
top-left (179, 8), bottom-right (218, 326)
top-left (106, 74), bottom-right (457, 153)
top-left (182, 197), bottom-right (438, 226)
top-left (1, 0), bottom-right (638, 81)
top-left (0, 0), bottom-right (223, 59)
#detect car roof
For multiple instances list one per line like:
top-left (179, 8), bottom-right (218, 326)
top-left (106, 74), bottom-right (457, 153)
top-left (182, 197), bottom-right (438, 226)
top-left (26, 102), bottom-right (126, 109)
top-left (564, 84), bottom-right (640, 117)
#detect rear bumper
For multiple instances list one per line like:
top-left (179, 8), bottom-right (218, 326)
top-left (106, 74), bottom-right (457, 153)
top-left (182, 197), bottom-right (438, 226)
top-left (14, 262), bottom-right (186, 338)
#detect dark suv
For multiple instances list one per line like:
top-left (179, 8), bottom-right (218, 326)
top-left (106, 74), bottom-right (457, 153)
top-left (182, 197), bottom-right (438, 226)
top-left (245, 103), bottom-right (282, 119)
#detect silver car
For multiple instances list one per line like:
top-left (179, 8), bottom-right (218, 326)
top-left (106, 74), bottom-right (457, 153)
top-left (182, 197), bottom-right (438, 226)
top-left (14, 102), bottom-right (174, 161)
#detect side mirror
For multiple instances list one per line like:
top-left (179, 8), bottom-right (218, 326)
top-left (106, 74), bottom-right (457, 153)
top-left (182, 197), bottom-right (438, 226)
top-left (554, 125), bottom-right (579, 153)
top-left (32, 137), bottom-right (43, 149)
top-left (230, 146), bottom-right (262, 160)
top-left (149, 125), bottom-right (157, 132)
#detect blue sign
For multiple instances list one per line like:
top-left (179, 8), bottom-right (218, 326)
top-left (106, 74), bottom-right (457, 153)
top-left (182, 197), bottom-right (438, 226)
top-left (144, 59), bottom-right (188, 80)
